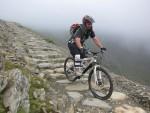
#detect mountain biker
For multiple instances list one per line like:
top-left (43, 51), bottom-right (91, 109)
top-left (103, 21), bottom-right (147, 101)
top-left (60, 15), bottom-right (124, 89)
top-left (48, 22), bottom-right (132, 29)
top-left (68, 15), bottom-right (106, 59)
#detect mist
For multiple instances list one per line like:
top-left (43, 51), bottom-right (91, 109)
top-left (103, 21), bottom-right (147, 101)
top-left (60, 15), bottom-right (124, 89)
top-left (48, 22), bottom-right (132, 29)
top-left (0, 0), bottom-right (150, 85)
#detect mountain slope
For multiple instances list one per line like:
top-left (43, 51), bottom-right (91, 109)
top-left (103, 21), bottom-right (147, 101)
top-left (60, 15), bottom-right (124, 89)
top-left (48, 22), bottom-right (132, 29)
top-left (0, 19), bottom-right (149, 113)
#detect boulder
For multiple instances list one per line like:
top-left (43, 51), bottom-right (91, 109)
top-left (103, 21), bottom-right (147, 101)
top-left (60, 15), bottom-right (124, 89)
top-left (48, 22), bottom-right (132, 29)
top-left (82, 98), bottom-right (112, 111)
top-left (0, 74), bottom-right (8, 93)
top-left (111, 92), bottom-right (128, 101)
top-left (114, 104), bottom-right (146, 113)
top-left (67, 92), bottom-right (83, 103)
top-left (3, 69), bottom-right (30, 113)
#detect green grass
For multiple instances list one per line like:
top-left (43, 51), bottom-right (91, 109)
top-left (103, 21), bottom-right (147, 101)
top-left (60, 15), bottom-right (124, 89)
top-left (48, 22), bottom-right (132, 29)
top-left (43, 37), bottom-right (55, 44)
top-left (29, 76), bottom-right (52, 113)
top-left (5, 61), bottom-right (22, 71)
top-left (4, 60), bottom-right (31, 79)
top-left (0, 94), bottom-right (5, 113)
top-left (18, 107), bottom-right (26, 113)
top-left (30, 76), bottom-right (48, 90)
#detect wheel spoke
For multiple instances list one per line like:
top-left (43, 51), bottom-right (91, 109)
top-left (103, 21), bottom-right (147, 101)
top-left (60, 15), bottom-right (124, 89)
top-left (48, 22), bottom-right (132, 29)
top-left (64, 58), bottom-right (77, 81)
top-left (89, 68), bottom-right (113, 99)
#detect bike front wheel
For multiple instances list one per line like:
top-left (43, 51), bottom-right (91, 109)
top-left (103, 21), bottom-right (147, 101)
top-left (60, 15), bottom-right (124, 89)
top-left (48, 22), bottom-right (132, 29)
top-left (88, 67), bottom-right (113, 100)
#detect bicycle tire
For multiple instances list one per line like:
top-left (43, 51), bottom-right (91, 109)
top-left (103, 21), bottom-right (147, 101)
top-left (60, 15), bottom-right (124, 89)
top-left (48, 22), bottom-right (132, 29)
top-left (64, 57), bottom-right (77, 81)
top-left (88, 67), bottom-right (113, 100)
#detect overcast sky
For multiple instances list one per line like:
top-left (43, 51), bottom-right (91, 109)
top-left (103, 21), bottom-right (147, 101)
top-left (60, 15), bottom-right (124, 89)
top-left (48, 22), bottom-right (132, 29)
top-left (0, 0), bottom-right (150, 50)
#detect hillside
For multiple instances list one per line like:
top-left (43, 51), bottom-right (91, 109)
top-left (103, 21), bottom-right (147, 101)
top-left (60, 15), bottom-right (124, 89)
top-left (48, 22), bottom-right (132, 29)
top-left (0, 19), bottom-right (149, 113)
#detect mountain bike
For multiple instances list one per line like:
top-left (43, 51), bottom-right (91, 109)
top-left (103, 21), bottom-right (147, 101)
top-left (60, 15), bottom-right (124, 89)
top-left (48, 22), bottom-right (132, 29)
top-left (64, 49), bottom-right (113, 100)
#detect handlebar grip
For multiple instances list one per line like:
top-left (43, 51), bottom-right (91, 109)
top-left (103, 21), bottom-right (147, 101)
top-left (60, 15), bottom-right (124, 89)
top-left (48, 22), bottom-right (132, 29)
top-left (101, 47), bottom-right (107, 51)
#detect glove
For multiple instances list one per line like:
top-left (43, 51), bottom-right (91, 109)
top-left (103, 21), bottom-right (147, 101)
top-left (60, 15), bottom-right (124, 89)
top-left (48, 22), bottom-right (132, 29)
top-left (100, 47), bottom-right (107, 54)
top-left (101, 47), bottom-right (107, 51)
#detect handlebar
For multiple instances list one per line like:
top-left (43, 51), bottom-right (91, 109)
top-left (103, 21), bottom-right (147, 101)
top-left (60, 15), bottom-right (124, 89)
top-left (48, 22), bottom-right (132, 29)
top-left (86, 48), bottom-right (106, 56)
top-left (84, 48), bottom-right (106, 64)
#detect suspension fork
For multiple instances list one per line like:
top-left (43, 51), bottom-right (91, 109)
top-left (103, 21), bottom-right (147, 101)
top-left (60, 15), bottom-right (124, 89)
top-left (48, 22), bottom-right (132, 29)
top-left (94, 64), bottom-right (101, 84)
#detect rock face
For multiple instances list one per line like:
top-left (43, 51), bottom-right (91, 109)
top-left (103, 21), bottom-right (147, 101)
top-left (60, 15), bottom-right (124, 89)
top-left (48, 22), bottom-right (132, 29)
top-left (0, 54), bottom-right (5, 72)
top-left (82, 98), bottom-right (112, 111)
top-left (1, 69), bottom-right (30, 113)
top-left (0, 74), bottom-right (8, 92)
top-left (114, 104), bottom-right (147, 113)
top-left (111, 92), bottom-right (128, 101)
top-left (0, 19), bottom-right (150, 113)
top-left (67, 92), bottom-right (83, 103)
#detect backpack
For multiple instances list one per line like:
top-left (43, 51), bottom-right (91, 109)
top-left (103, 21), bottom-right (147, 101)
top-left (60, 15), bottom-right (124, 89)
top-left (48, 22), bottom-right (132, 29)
top-left (70, 23), bottom-right (84, 36)
top-left (70, 23), bottom-right (81, 36)
top-left (68, 23), bottom-right (85, 42)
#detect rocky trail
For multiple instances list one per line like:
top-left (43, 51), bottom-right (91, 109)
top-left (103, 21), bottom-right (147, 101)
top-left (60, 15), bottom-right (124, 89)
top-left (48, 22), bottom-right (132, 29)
top-left (0, 20), bottom-right (150, 113)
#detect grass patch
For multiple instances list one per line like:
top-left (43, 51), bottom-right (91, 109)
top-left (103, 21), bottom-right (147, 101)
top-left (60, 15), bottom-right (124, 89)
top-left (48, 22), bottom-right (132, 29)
top-left (29, 97), bottom-right (52, 113)
top-left (29, 76), bottom-right (52, 113)
top-left (0, 94), bottom-right (5, 113)
top-left (5, 60), bottom-right (22, 71)
top-left (44, 37), bottom-right (55, 44)
top-left (30, 76), bottom-right (48, 90)
top-left (4, 60), bottom-right (31, 79)
top-left (18, 107), bottom-right (26, 113)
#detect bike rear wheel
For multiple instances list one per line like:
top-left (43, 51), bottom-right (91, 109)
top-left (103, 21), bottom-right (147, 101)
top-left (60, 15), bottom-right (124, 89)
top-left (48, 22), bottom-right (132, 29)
top-left (64, 57), bottom-right (77, 81)
top-left (88, 67), bottom-right (113, 100)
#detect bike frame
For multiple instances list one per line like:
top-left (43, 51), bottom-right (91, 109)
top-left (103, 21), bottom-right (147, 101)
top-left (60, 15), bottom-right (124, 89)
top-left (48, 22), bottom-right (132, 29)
top-left (75, 54), bottom-right (102, 84)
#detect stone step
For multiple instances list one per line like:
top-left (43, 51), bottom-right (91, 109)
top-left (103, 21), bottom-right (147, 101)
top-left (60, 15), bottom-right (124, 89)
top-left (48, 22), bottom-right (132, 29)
top-left (27, 50), bottom-right (48, 55)
top-left (56, 78), bottom-right (88, 84)
top-left (65, 83), bottom-right (89, 91)
top-left (51, 58), bottom-right (66, 63)
top-left (42, 69), bottom-right (54, 75)
top-left (29, 54), bottom-right (49, 59)
top-left (28, 46), bottom-right (59, 52)
top-left (114, 104), bottom-right (146, 113)
top-left (56, 79), bottom-right (72, 84)
top-left (24, 56), bottom-right (49, 65)
top-left (30, 53), bottom-right (63, 59)
top-left (37, 63), bottom-right (64, 69)
top-left (111, 92), bottom-right (128, 101)
top-left (82, 98), bottom-right (112, 111)
top-left (45, 73), bottom-right (65, 79)
top-left (48, 53), bottom-right (63, 58)
top-left (67, 92), bottom-right (83, 103)
top-left (54, 68), bottom-right (64, 74)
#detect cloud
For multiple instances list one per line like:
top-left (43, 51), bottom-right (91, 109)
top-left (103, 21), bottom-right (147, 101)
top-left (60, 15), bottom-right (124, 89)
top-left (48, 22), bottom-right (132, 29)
top-left (0, 0), bottom-right (150, 47)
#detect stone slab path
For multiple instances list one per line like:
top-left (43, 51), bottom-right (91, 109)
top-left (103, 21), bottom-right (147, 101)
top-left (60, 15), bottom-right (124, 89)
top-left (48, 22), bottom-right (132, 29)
top-left (8, 27), bottom-right (149, 113)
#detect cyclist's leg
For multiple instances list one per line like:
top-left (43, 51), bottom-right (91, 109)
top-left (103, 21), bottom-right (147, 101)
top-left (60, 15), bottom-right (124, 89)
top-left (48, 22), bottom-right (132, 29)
top-left (68, 42), bottom-right (87, 58)
top-left (80, 48), bottom-right (87, 58)
top-left (68, 43), bottom-right (82, 75)
top-left (68, 42), bottom-right (80, 58)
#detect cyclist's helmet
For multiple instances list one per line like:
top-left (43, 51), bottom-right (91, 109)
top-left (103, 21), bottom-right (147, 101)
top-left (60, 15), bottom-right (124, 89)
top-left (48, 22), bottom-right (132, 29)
top-left (82, 15), bottom-right (95, 25)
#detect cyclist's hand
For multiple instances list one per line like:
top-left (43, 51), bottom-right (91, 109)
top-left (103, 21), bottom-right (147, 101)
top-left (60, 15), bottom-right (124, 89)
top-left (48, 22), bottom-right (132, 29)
top-left (100, 47), bottom-right (107, 53)
top-left (101, 47), bottom-right (107, 51)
